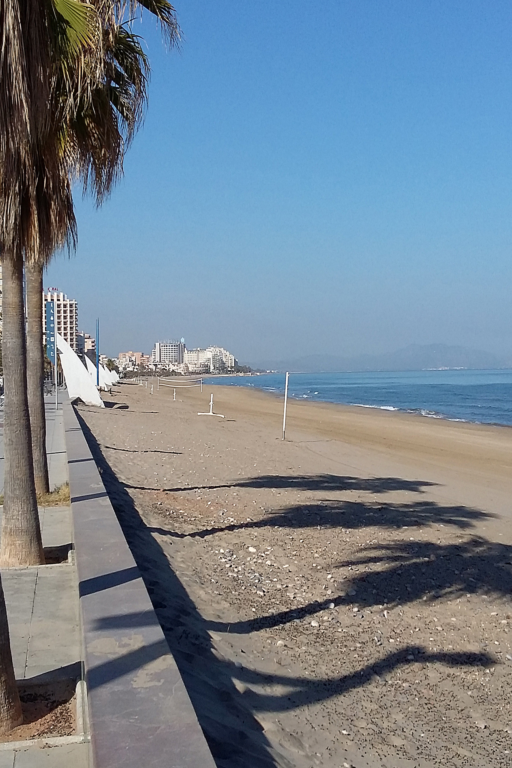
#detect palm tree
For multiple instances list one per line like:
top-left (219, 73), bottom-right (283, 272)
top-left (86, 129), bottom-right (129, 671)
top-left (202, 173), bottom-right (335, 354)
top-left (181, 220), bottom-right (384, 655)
top-left (25, 1), bottom-right (179, 500)
top-left (26, 263), bottom-right (50, 495)
top-left (0, 0), bottom-right (178, 732)
top-left (0, 577), bottom-right (22, 734)
top-left (24, 23), bottom-right (149, 496)
top-left (0, 0), bottom-right (98, 567)
top-left (0, 0), bottom-right (97, 729)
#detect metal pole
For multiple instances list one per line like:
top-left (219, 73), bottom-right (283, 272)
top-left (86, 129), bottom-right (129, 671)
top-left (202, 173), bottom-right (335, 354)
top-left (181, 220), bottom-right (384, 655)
top-left (282, 371), bottom-right (289, 441)
top-left (96, 318), bottom-right (100, 387)
top-left (200, 378), bottom-right (203, 392)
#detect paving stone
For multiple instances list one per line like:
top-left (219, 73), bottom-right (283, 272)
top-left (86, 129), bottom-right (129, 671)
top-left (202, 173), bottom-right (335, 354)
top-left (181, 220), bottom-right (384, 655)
top-left (0, 751), bottom-right (14, 768)
top-left (13, 742), bottom-right (90, 768)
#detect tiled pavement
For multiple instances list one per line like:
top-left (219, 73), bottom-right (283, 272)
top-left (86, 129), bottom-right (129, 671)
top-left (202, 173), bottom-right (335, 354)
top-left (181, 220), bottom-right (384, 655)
top-left (0, 399), bottom-right (89, 767)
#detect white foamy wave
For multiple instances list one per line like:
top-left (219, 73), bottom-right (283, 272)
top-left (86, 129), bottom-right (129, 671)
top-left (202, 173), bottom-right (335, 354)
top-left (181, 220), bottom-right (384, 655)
top-left (353, 403), bottom-right (399, 411)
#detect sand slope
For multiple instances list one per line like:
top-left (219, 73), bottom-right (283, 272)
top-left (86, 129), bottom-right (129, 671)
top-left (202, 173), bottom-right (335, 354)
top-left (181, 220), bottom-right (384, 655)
top-left (77, 381), bottom-right (512, 768)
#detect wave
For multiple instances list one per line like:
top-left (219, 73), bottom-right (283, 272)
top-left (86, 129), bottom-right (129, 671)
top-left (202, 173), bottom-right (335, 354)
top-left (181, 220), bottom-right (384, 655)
top-left (353, 403), bottom-right (399, 412)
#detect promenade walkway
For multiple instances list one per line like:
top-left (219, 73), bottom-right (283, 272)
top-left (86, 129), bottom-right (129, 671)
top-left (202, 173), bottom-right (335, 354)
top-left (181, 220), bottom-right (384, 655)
top-left (0, 392), bottom-right (68, 495)
top-left (0, 391), bottom-right (216, 768)
top-left (0, 396), bottom-right (89, 768)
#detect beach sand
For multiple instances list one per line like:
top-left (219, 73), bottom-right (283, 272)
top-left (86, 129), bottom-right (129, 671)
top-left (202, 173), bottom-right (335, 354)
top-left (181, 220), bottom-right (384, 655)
top-left (77, 381), bottom-right (512, 768)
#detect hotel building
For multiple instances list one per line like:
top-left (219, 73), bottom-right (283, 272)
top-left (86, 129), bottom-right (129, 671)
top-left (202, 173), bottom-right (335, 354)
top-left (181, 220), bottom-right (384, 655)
top-left (43, 290), bottom-right (78, 352)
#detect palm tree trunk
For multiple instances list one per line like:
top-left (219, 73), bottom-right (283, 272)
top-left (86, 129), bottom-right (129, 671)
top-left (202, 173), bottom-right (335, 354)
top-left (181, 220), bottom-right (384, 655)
top-left (26, 261), bottom-right (49, 496)
top-left (0, 256), bottom-right (44, 567)
top-left (0, 575), bottom-right (22, 734)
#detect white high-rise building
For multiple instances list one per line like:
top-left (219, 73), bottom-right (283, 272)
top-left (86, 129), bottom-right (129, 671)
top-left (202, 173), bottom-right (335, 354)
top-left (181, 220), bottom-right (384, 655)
top-left (43, 290), bottom-right (78, 352)
top-left (184, 346), bottom-right (235, 373)
top-left (151, 340), bottom-right (185, 366)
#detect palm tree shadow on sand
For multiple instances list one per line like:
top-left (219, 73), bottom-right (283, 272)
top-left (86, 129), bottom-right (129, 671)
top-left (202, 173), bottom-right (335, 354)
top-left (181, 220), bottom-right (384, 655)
top-left (76, 414), bottom-right (497, 768)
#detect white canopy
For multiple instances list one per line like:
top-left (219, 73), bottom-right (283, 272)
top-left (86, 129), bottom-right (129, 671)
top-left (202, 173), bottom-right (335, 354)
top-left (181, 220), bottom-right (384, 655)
top-left (56, 334), bottom-right (104, 407)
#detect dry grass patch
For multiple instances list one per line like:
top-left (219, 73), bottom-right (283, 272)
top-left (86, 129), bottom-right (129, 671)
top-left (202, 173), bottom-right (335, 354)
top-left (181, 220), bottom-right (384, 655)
top-left (0, 483), bottom-right (71, 508)
top-left (37, 483), bottom-right (70, 507)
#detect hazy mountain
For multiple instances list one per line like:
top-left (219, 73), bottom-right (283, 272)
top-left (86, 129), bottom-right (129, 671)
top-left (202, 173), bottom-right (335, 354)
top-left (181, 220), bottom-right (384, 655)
top-left (253, 344), bottom-right (511, 373)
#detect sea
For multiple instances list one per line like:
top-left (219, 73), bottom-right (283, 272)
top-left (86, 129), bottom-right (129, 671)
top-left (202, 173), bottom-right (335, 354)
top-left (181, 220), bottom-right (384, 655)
top-left (204, 369), bottom-right (512, 427)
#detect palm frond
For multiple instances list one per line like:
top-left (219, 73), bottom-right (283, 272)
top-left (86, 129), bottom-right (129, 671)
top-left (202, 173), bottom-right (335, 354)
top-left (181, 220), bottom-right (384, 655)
top-left (52, 0), bottom-right (98, 53)
top-left (131, 0), bottom-right (180, 47)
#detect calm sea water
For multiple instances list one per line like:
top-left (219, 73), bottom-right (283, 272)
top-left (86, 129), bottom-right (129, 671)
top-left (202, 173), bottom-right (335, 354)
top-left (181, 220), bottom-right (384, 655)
top-left (205, 370), bottom-right (512, 427)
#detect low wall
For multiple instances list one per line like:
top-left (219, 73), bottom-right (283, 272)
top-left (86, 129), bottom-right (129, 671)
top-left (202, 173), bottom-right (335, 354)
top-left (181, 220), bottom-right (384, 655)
top-left (64, 400), bottom-right (216, 768)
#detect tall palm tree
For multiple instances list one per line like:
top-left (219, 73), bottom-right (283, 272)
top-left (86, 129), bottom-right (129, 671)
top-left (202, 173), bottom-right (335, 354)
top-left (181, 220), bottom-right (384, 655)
top-left (25, 2), bottom-right (179, 497)
top-left (26, 263), bottom-right (50, 495)
top-left (0, 0), bottom-right (98, 729)
top-left (0, 0), bottom-right (98, 567)
top-left (25, 23), bottom-right (149, 495)
top-left (0, 0), bottom-right (178, 732)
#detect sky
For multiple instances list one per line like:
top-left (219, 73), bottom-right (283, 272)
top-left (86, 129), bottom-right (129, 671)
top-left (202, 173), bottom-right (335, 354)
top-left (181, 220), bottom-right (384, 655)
top-left (45, 0), bottom-right (512, 364)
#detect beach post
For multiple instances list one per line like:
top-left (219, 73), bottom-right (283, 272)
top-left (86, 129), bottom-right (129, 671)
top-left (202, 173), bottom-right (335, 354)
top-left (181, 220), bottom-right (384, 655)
top-left (198, 393), bottom-right (224, 418)
top-left (173, 388), bottom-right (176, 401)
top-left (282, 371), bottom-right (289, 440)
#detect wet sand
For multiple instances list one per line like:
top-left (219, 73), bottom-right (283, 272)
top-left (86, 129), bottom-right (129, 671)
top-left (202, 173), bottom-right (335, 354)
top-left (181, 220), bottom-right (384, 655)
top-left (77, 381), bottom-right (512, 768)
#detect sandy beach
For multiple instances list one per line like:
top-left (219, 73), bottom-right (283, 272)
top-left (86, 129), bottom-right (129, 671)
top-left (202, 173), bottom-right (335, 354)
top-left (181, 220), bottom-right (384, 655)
top-left (77, 380), bottom-right (512, 768)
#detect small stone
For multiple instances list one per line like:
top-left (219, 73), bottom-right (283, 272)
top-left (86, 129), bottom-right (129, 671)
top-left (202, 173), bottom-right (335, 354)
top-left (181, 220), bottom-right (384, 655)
top-left (328, 602), bottom-right (335, 609)
top-left (311, 620), bottom-right (319, 627)
top-left (276, 640), bottom-right (285, 647)
top-left (348, 589), bottom-right (356, 596)
top-left (248, 546), bottom-right (257, 553)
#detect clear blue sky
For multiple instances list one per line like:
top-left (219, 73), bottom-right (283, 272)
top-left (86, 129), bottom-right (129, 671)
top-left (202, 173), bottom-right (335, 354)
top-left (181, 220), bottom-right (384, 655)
top-left (46, 0), bottom-right (512, 364)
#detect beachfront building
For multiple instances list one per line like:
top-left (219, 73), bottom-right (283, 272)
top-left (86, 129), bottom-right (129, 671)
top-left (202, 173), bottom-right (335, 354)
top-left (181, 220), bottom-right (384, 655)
top-left (117, 351), bottom-right (150, 371)
top-left (151, 340), bottom-right (185, 367)
top-left (184, 345), bottom-right (236, 373)
top-left (77, 331), bottom-right (96, 356)
top-left (183, 348), bottom-right (209, 373)
top-left (43, 289), bottom-right (78, 352)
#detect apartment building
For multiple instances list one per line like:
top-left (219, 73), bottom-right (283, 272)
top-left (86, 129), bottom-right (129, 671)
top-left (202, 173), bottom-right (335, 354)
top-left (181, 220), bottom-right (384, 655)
top-left (184, 346), bottom-right (235, 373)
top-left (77, 331), bottom-right (95, 356)
top-left (43, 290), bottom-right (78, 352)
top-left (118, 351), bottom-right (150, 370)
top-left (151, 340), bottom-right (185, 366)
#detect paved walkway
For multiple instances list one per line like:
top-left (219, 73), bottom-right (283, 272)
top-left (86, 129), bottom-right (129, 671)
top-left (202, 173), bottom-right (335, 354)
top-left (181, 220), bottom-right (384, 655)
top-left (0, 396), bottom-right (90, 767)
top-left (0, 392), bottom-right (68, 494)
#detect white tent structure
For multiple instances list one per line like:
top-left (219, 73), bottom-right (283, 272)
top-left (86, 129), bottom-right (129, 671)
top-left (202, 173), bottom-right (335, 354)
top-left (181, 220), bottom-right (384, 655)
top-left (56, 333), bottom-right (104, 407)
top-left (101, 364), bottom-right (115, 387)
top-left (84, 356), bottom-right (111, 391)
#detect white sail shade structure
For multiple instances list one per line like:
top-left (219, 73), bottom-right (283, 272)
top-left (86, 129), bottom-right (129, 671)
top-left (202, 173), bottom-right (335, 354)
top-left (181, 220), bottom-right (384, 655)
top-left (84, 356), bottom-right (111, 391)
top-left (56, 333), bottom-right (104, 407)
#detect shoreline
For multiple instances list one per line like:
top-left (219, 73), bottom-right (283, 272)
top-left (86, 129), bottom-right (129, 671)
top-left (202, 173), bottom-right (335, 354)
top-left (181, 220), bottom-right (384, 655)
top-left (203, 369), bottom-right (512, 428)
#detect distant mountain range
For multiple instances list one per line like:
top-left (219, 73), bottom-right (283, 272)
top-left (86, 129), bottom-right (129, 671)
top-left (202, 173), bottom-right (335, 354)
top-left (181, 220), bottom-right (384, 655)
top-left (252, 344), bottom-right (512, 373)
